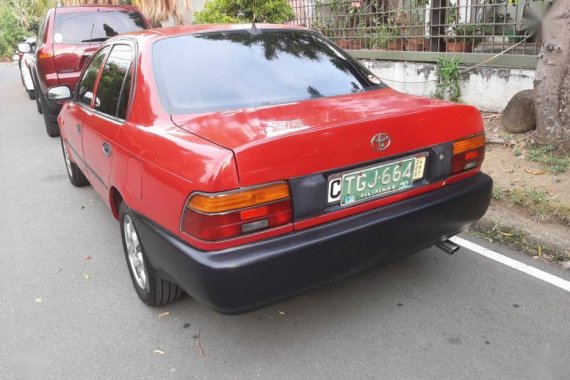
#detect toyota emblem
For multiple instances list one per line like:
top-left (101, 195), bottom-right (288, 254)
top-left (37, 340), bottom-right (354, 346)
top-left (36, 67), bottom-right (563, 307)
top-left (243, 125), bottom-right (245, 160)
top-left (370, 133), bottom-right (391, 151)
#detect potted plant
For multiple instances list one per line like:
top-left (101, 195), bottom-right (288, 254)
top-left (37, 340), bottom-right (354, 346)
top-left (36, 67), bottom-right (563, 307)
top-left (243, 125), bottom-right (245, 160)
top-left (446, 6), bottom-right (486, 52)
top-left (402, 0), bottom-right (429, 52)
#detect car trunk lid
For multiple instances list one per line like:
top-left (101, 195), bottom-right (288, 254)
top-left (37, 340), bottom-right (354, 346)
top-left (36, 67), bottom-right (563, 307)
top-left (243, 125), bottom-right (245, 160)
top-left (172, 88), bottom-right (483, 187)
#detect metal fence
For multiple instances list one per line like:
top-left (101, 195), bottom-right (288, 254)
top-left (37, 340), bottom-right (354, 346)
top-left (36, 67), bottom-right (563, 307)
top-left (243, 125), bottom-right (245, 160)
top-left (288, 0), bottom-right (550, 62)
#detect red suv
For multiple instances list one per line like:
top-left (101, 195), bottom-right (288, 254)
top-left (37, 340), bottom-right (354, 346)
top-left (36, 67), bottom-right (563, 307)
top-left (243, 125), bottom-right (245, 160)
top-left (28, 5), bottom-right (151, 137)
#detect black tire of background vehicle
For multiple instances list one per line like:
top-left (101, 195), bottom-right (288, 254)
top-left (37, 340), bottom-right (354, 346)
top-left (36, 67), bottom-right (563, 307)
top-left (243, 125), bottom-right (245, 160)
top-left (35, 89), bottom-right (43, 114)
top-left (119, 202), bottom-right (184, 307)
top-left (39, 92), bottom-right (60, 137)
top-left (60, 138), bottom-right (89, 187)
top-left (31, 73), bottom-right (43, 114)
top-left (28, 89), bottom-right (36, 100)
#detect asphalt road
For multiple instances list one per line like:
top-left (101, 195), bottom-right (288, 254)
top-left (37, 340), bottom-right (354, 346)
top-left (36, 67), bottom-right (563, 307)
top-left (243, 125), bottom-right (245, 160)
top-left (1, 64), bottom-right (570, 380)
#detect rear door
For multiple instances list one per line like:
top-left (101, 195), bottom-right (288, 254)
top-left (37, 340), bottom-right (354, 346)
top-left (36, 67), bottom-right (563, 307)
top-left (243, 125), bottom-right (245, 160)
top-left (52, 9), bottom-right (146, 89)
top-left (82, 43), bottom-right (135, 198)
top-left (61, 46), bottom-right (110, 174)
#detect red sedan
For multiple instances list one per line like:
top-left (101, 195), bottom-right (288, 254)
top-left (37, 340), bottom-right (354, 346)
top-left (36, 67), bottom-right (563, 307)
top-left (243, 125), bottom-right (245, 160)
top-left (51, 24), bottom-right (492, 313)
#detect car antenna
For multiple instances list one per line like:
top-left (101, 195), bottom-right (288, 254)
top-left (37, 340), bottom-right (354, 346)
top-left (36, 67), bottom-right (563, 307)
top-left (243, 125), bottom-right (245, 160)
top-left (87, 24), bottom-right (95, 50)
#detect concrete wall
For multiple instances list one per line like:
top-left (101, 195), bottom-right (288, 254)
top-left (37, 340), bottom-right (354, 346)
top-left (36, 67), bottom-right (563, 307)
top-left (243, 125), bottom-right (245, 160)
top-left (360, 60), bottom-right (535, 113)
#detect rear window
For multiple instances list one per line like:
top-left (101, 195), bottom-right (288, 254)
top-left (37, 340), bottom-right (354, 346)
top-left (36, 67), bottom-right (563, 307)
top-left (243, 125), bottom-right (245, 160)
top-left (53, 10), bottom-right (147, 44)
top-left (153, 30), bottom-right (385, 114)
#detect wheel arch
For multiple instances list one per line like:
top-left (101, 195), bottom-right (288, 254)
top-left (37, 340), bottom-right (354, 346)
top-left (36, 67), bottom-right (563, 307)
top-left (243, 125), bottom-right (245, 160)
top-left (109, 186), bottom-right (123, 220)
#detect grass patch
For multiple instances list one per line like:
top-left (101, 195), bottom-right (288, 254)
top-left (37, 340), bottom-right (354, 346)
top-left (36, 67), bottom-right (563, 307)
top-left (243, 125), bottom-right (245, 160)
top-left (493, 187), bottom-right (570, 225)
top-left (471, 224), bottom-right (570, 263)
top-left (527, 145), bottom-right (570, 174)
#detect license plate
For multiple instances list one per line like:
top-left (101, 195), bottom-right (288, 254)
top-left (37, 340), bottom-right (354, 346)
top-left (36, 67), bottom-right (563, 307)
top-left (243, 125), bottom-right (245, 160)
top-left (327, 155), bottom-right (427, 206)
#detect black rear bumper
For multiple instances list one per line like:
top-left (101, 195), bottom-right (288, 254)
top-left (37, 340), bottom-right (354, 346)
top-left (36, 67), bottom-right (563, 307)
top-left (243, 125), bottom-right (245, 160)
top-left (132, 173), bottom-right (492, 314)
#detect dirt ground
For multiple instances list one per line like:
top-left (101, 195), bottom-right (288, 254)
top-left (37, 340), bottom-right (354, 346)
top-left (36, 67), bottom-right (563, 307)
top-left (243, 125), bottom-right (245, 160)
top-left (474, 113), bottom-right (570, 263)
top-left (482, 113), bottom-right (570, 206)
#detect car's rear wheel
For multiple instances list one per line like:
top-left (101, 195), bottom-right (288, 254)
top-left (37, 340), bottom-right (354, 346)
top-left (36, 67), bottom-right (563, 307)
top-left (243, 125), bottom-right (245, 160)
top-left (39, 91), bottom-right (59, 137)
top-left (119, 202), bottom-right (184, 307)
top-left (34, 89), bottom-right (43, 114)
top-left (28, 89), bottom-right (36, 100)
top-left (61, 138), bottom-right (89, 187)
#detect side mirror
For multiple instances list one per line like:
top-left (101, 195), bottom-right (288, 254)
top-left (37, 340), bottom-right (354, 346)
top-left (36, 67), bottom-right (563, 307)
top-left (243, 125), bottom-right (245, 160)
top-left (26, 36), bottom-right (37, 46)
top-left (12, 54), bottom-right (20, 62)
top-left (17, 42), bottom-right (31, 54)
top-left (47, 86), bottom-right (72, 102)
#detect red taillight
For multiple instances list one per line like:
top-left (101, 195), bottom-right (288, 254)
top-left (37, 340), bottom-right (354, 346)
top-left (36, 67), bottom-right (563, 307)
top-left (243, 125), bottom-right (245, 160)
top-left (451, 133), bottom-right (486, 175)
top-left (181, 183), bottom-right (293, 241)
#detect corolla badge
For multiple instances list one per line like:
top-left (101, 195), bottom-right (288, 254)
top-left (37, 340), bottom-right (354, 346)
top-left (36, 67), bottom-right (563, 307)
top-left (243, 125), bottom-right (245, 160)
top-left (370, 133), bottom-right (391, 151)
top-left (265, 119), bottom-right (307, 137)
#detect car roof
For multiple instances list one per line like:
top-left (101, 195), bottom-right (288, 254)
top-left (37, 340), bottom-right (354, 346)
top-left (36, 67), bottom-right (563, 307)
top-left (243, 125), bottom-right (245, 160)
top-left (115, 24), bottom-right (312, 43)
top-left (51, 5), bottom-right (142, 14)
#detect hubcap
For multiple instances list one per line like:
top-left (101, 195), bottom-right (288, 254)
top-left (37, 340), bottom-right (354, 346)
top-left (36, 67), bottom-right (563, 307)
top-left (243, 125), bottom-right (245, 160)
top-left (62, 142), bottom-right (73, 178)
top-left (123, 215), bottom-right (148, 290)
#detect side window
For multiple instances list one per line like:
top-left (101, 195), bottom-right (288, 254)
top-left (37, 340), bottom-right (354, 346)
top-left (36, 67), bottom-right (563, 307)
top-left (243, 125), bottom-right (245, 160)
top-left (77, 47), bottom-right (109, 106)
top-left (37, 14), bottom-right (47, 45)
top-left (116, 68), bottom-right (132, 120)
top-left (94, 44), bottom-right (134, 119)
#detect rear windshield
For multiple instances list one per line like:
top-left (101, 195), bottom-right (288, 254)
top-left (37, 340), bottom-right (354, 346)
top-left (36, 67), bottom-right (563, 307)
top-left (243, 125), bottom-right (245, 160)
top-left (153, 30), bottom-right (386, 114)
top-left (53, 10), bottom-right (147, 44)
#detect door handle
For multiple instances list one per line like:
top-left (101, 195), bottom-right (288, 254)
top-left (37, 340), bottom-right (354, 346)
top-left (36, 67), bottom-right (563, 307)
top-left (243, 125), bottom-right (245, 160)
top-left (102, 142), bottom-right (112, 157)
top-left (76, 124), bottom-right (81, 133)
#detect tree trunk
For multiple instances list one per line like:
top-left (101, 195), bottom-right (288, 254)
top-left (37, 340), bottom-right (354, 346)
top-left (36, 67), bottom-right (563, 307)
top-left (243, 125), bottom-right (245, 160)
top-left (533, 0), bottom-right (570, 151)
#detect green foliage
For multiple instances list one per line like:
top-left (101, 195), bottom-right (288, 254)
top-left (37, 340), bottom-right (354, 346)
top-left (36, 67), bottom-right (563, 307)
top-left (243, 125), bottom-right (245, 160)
top-left (0, 5), bottom-right (26, 58)
top-left (0, 0), bottom-right (51, 58)
top-left (493, 186), bottom-right (570, 225)
top-left (445, 4), bottom-right (488, 47)
top-left (527, 145), bottom-right (570, 174)
top-left (433, 56), bottom-right (462, 102)
top-left (472, 223), bottom-right (569, 262)
top-left (194, 0), bottom-right (295, 24)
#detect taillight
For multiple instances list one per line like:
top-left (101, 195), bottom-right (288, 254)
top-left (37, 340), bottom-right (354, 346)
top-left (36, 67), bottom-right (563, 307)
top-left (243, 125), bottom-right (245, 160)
top-left (451, 133), bottom-right (486, 175)
top-left (181, 182), bottom-right (292, 241)
top-left (37, 46), bottom-right (53, 60)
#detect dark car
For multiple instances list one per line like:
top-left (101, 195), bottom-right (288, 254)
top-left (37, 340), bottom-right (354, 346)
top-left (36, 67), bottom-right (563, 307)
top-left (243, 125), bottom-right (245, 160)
top-left (50, 25), bottom-right (492, 314)
top-left (22, 5), bottom-right (150, 137)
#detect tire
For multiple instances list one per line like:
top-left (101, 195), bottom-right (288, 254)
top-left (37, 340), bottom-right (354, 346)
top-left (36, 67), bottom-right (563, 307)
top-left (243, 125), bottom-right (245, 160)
top-left (61, 138), bottom-right (89, 187)
top-left (28, 89), bottom-right (36, 100)
top-left (35, 89), bottom-right (43, 114)
top-left (119, 202), bottom-right (184, 307)
top-left (39, 92), bottom-right (60, 137)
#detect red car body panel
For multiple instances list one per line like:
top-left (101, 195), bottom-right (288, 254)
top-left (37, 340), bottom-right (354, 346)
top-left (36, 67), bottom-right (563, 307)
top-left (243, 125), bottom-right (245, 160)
top-left (172, 89), bottom-right (482, 187)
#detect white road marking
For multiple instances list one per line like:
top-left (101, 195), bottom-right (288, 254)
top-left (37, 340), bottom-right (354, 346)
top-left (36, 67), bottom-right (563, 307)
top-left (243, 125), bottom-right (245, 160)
top-left (451, 236), bottom-right (570, 293)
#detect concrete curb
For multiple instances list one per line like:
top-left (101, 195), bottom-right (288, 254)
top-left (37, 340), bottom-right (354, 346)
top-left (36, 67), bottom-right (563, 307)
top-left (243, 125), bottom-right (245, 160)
top-left (473, 200), bottom-right (570, 259)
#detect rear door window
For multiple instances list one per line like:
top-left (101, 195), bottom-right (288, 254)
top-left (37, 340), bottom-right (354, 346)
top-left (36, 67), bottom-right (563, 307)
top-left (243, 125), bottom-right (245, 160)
top-left (94, 44), bottom-right (134, 119)
top-left (53, 10), bottom-right (147, 44)
top-left (77, 47), bottom-right (110, 106)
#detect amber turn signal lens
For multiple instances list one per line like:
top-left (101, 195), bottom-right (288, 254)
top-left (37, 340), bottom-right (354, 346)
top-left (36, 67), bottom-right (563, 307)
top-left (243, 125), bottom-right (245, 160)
top-left (37, 51), bottom-right (54, 60)
top-left (451, 133), bottom-right (486, 175)
top-left (188, 183), bottom-right (290, 213)
top-left (453, 133), bottom-right (486, 155)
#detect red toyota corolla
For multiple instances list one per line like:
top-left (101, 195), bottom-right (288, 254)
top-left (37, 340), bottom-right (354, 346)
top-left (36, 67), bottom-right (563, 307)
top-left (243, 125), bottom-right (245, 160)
top-left (51, 24), bottom-right (492, 313)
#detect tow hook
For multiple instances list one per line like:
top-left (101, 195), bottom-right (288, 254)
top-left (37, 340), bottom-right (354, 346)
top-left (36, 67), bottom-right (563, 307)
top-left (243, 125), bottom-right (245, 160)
top-left (435, 239), bottom-right (460, 255)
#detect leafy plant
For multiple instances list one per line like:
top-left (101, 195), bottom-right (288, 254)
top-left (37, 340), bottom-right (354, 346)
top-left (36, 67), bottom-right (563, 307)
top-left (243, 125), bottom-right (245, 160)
top-left (433, 56), bottom-right (462, 102)
top-left (527, 145), bottom-right (570, 174)
top-left (445, 5), bottom-right (487, 47)
top-left (194, 0), bottom-right (295, 24)
top-left (0, 0), bottom-right (52, 58)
